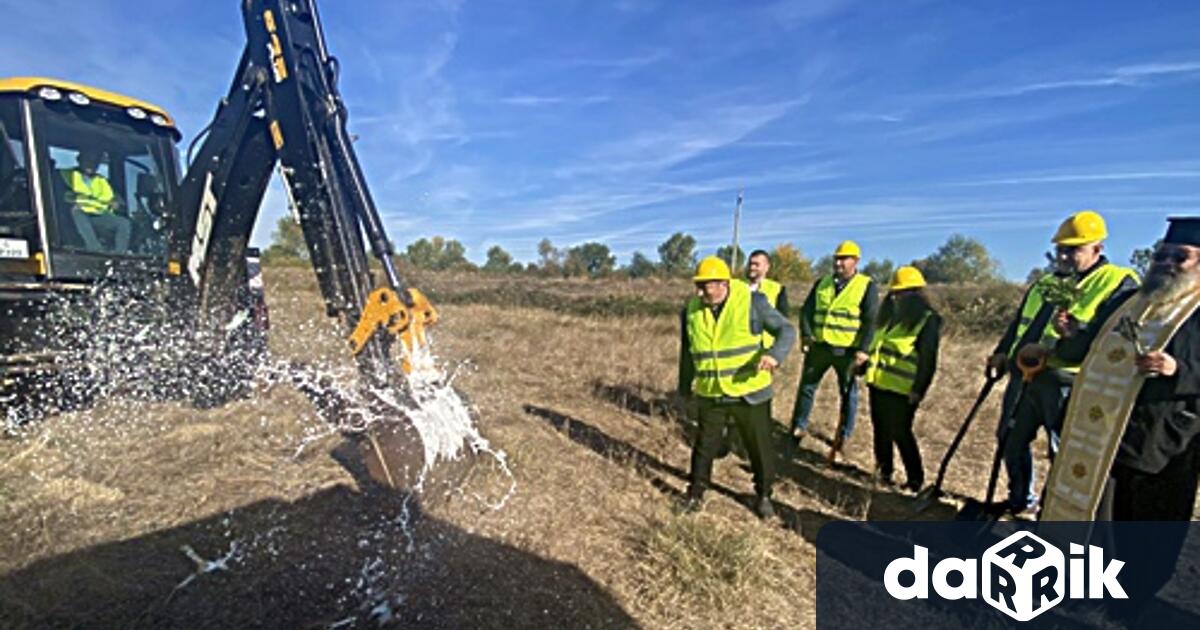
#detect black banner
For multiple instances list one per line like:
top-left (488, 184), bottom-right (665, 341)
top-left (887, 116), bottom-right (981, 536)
top-left (816, 521), bottom-right (1200, 629)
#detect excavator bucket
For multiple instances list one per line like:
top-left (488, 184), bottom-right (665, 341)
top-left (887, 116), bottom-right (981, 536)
top-left (342, 286), bottom-right (475, 496)
top-left (360, 417), bottom-right (426, 491)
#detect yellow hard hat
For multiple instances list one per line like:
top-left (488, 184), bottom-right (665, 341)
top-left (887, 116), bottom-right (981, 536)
top-left (1052, 210), bottom-right (1108, 246)
top-left (889, 266), bottom-right (926, 291)
top-left (693, 256), bottom-right (732, 282)
top-left (834, 240), bottom-right (861, 258)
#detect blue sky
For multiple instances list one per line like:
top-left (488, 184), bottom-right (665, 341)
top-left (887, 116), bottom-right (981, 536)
top-left (3, 0), bottom-right (1199, 278)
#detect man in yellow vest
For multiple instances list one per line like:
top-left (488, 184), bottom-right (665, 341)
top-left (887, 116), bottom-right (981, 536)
top-left (746, 249), bottom-right (790, 341)
top-left (62, 149), bottom-right (130, 253)
top-left (1044, 217), bottom-right (1200, 617)
top-left (985, 210), bottom-right (1139, 515)
top-left (791, 240), bottom-right (878, 464)
top-left (678, 256), bottom-right (796, 519)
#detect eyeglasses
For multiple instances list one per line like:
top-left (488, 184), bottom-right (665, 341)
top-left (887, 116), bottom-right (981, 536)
top-left (1054, 245), bottom-right (1082, 255)
top-left (1152, 247), bottom-right (1197, 264)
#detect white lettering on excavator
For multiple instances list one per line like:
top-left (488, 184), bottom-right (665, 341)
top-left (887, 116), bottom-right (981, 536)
top-left (188, 172), bottom-right (218, 285)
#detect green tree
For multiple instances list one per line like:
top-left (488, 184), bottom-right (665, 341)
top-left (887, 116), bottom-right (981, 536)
top-left (812, 254), bottom-right (834, 278)
top-left (658, 232), bottom-right (697, 276)
top-left (625, 251), bottom-right (659, 278)
top-left (404, 236), bottom-right (469, 271)
top-left (769, 243), bottom-right (814, 283)
top-left (715, 244), bottom-right (746, 272)
top-left (483, 245), bottom-right (515, 273)
top-left (915, 234), bottom-right (1000, 283)
top-left (563, 242), bottom-right (616, 277)
top-left (1130, 242), bottom-right (1159, 276)
top-left (537, 238), bottom-right (562, 275)
top-left (262, 215), bottom-right (308, 263)
top-left (861, 258), bottom-right (895, 285)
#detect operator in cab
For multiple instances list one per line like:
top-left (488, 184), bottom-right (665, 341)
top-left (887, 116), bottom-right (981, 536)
top-left (62, 149), bottom-right (130, 253)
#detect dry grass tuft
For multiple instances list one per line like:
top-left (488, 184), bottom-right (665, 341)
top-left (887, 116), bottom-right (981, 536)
top-left (629, 513), bottom-right (774, 611)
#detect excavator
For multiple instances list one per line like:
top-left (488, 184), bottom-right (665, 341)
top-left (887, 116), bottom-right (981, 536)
top-left (0, 0), bottom-right (443, 488)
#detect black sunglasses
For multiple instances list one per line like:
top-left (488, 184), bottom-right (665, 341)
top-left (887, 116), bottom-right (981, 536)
top-left (1152, 247), bottom-right (1195, 264)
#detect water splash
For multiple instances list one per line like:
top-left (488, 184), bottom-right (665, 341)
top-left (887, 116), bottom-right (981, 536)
top-left (1, 270), bottom-right (516, 625)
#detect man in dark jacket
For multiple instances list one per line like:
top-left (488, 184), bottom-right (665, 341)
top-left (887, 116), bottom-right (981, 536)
top-left (678, 256), bottom-right (796, 519)
top-left (792, 240), bottom-right (878, 464)
top-left (986, 211), bottom-right (1138, 515)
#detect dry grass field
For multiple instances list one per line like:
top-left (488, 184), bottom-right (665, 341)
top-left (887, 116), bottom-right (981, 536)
top-left (0, 267), bottom-right (1107, 628)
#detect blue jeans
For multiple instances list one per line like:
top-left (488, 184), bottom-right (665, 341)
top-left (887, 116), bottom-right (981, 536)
top-left (791, 343), bottom-right (859, 441)
top-left (999, 368), bottom-right (1072, 509)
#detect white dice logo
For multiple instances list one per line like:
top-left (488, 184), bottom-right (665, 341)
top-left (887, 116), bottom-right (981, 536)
top-left (982, 531), bottom-right (1065, 621)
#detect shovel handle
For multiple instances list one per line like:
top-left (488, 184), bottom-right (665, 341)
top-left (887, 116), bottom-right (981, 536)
top-left (928, 370), bottom-right (1001, 493)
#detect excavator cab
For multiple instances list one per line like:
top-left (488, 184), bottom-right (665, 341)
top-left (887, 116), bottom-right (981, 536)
top-left (0, 78), bottom-right (181, 282)
top-left (0, 79), bottom-right (189, 395)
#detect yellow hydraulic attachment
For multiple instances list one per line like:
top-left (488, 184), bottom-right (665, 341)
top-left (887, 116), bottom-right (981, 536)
top-left (348, 287), bottom-right (439, 374)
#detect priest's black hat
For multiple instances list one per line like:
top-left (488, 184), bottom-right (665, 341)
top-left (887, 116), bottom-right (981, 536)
top-left (1164, 216), bottom-right (1200, 247)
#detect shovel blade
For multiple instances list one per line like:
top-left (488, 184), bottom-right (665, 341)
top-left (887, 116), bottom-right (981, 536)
top-left (911, 485), bottom-right (942, 513)
top-left (955, 499), bottom-right (1007, 522)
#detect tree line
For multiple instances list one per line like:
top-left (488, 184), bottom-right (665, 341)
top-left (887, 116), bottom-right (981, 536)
top-left (262, 215), bottom-right (1145, 284)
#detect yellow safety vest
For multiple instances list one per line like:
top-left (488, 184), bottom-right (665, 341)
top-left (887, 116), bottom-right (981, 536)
top-left (866, 312), bottom-right (931, 396)
top-left (61, 169), bottom-right (115, 215)
top-left (1010, 263), bottom-right (1139, 371)
top-left (686, 280), bottom-right (773, 399)
top-left (754, 277), bottom-right (783, 349)
top-left (812, 273), bottom-right (871, 347)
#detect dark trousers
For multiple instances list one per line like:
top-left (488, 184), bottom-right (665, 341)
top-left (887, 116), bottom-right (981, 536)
top-left (688, 396), bottom-right (775, 498)
top-left (1000, 368), bottom-right (1071, 509)
top-left (1094, 443), bottom-right (1200, 613)
top-left (791, 343), bottom-right (859, 440)
top-left (867, 386), bottom-right (924, 485)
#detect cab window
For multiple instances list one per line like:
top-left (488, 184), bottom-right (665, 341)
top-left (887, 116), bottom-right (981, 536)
top-left (34, 100), bottom-right (172, 258)
top-left (0, 98), bottom-right (36, 256)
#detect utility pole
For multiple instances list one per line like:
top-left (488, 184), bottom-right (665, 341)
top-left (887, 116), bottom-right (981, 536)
top-left (731, 189), bottom-right (744, 274)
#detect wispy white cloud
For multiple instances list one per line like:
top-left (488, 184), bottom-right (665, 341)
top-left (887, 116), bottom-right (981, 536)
top-left (883, 96), bottom-right (1120, 144)
top-left (557, 97), bottom-right (807, 177)
top-left (545, 49), bottom-right (671, 78)
top-left (836, 112), bottom-right (905, 124)
top-left (947, 168), bottom-right (1200, 187)
top-left (949, 58), bottom-right (1200, 100)
top-left (499, 93), bottom-right (612, 107)
top-left (496, 162), bottom-right (838, 233)
top-left (767, 0), bottom-right (860, 29)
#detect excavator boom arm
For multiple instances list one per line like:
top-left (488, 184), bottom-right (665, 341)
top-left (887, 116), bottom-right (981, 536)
top-left (178, 0), bottom-right (425, 385)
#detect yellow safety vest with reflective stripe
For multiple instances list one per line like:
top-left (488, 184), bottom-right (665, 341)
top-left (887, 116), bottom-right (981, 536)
top-left (866, 313), bottom-right (931, 396)
top-left (812, 273), bottom-right (871, 347)
top-left (686, 280), bottom-right (772, 398)
top-left (1010, 263), bottom-right (1139, 371)
top-left (61, 169), bottom-right (115, 215)
top-left (754, 278), bottom-right (783, 349)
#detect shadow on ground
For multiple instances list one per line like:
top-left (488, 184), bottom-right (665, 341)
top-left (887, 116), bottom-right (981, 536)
top-left (0, 440), bottom-right (639, 630)
top-left (565, 383), bottom-right (965, 529)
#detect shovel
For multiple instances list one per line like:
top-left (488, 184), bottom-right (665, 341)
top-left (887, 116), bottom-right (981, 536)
top-left (912, 364), bottom-right (1003, 512)
top-left (955, 350), bottom-right (1047, 521)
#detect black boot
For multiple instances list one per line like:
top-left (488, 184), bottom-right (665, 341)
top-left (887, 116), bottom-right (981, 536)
top-left (755, 495), bottom-right (775, 520)
top-left (677, 485), bottom-right (705, 514)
